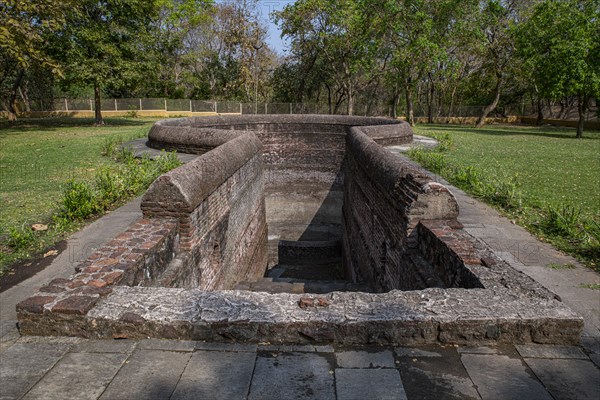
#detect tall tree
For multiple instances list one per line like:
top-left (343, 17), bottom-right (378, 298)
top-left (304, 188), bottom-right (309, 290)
top-left (516, 0), bottom-right (600, 137)
top-left (58, 0), bottom-right (160, 125)
top-left (0, 0), bottom-right (71, 121)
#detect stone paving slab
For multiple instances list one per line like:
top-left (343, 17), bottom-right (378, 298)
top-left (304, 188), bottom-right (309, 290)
top-left (523, 358), bottom-right (600, 400)
top-left (22, 352), bottom-right (127, 400)
top-left (461, 354), bottom-right (553, 400)
top-left (248, 352), bottom-right (335, 400)
top-left (71, 339), bottom-right (137, 354)
top-left (336, 349), bottom-right (396, 368)
top-left (195, 341), bottom-right (257, 352)
top-left (170, 351), bottom-right (255, 400)
top-left (398, 346), bottom-right (480, 400)
top-left (0, 343), bottom-right (70, 400)
top-left (137, 338), bottom-right (196, 352)
top-left (335, 369), bottom-right (407, 400)
top-left (515, 344), bottom-right (588, 359)
top-left (99, 349), bottom-right (191, 400)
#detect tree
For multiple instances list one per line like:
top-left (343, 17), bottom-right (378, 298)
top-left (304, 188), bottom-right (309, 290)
top-left (0, 0), bottom-right (71, 121)
top-left (58, 0), bottom-right (160, 125)
top-left (516, 0), bottom-right (600, 137)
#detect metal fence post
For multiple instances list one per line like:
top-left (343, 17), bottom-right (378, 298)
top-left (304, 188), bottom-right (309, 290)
top-left (240, 103), bottom-right (242, 114)
top-left (214, 101), bottom-right (217, 113)
top-left (89, 99), bottom-right (93, 111)
top-left (139, 98), bottom-right (142, 110)
top-left (264, 103), bottom-right (267, 114)
top-left (290, 103), bottom-right (292, 114)
top-left (64, 98), bottom-right (69, 112)
top-left (114, 99), bottom-right (118, 111)
top-left (164, 99), bottom-right (167, 111)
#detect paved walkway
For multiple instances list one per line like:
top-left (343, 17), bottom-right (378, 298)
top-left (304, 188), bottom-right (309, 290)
top-left (1, 143), bottom-right (599, 399)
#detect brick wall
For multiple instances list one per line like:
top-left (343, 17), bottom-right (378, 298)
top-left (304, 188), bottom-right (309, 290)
top-left (343, 126), bottom-right (459, 292)
top-left (141, 132), bottom-right (268, 290)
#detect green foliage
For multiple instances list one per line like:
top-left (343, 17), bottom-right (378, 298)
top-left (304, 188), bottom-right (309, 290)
top-left (7, 226), bottom-right (36, 250)
top-left (411, 124), bottom-right (600, 270)
top-left (546, 263), bottom-right (576, 270)
top-left (59, 180), bottom-right (101, 221)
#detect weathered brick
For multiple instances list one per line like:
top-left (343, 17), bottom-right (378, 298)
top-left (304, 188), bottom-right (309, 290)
top-left (52, 296), bottom-right (98, 315)
top-left (16, 295), bottom-right (55, 314)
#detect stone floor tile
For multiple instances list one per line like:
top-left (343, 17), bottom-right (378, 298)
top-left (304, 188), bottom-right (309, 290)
top-left (71, 339), bottom-right (137, 353)
top-left (335, 369), bottom-right (407, 400)
top-left (99, 350), bottom-right (192, 400)
top-left (171, 351), bottom-right (255, 400)
top-left (395, 347), bottom-right (443, 358)
top-left (456, 346), bottom-right (499, 355)
top-left (195, 341), bottom-right (257, 352)
top-left (336, 349), bottom-right (396, 368)
top-left (22, 352), bottom-right (127, 400)
top-left (137, 338), bottom-right (196, 352)
top-left (515, 344), bottom-right (588, 359)
top-left (461, 354), bottom-right (552, 400)
top-left (398, 346), bottom-right (480, 400)
top-left (523, 358), bottom-right (600, 400)
top-left (0, 343), bottom-right (70, 399)
top-left (248, 352), bottom-right (335, 400)
top-left (314, 345), bottom-right (335, 353)
top-left (0, 320), bottom-right (19, 341)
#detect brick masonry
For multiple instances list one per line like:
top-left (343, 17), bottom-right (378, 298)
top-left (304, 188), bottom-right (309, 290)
top-left (16, 115), bottom-right (583, 344)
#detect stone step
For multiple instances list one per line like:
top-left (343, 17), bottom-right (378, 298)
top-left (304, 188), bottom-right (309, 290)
top-left (267, 262), bottom-right (344, 281)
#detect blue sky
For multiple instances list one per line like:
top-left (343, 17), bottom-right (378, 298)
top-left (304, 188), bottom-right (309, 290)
top-left (256, 0), bottom-right (295, 54)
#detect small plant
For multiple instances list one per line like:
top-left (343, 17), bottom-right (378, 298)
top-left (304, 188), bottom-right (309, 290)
top-left (101, 136), bottom-right (120, 157)
top-left (546, 263), bottom-right (576, 270)
top-left (579, 283), bottom-right (600, 290)
top-left (95, 167), bottom-right (126, 207)
top-left (124, 105), bottom-right (139, 118)
top-left (7, 226), bottom-right (36, 250)
top-left (542, 204), bottom-right (582, 237)
top-left (59, 180), bottom-right (101, 220)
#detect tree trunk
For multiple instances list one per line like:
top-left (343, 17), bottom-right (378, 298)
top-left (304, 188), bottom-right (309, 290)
top-left (6, 69), bottom-right (24, 122)
top-left (347, 83), bottom-right (354, 116)
top-left (326, 83), bottom-right (332, 115)
top-left (405, 84), bottom-right (414, 126)
top-left (475, 74), bottom-right (502, 128)
top-left (94, 82), bottom-right (104, 126)
top-left (427, 74), bottom-right (434, 124)
top-left (576, 94), bottom-right (586, 138)
top-left (391, 92), bottom-right (399, 119)
top-left (535, 95), bottom-right (544, 126)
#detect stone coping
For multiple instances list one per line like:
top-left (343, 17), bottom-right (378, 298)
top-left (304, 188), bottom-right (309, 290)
top-left (17, 220), bottom-right (583, 345)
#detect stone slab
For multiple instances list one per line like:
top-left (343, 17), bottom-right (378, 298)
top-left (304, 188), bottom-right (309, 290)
top-left (99, 350), bottom-right (191, 400)
top-left (248, 352), bottom-right (335, 400)
top-left (523, 358), bottom-right (600, 400)
top-left (138, 338), bottom-right (196, 352)
top-left (395, 347), bottom-right (443, 358)
top-left (515, 344), bottom-right (588, 359)
top-left (335, 368), bottom-right (407, 400)
top-left (336, 350), bottom-right (396, 368)
top-left (71, 339), bottom-right (137, 354)
top-left (195, 341), bottom-right (257, 352)
top-left (170, 351), bottom-right (255, 400)
top-left (461, 354), bottom-right (552, 400)
top-left (0, 343), bottom-right (70, 399)
top-left (398, 346), bottom-right (479, 400)
top-left (456, 346), bottom-right (499, 355)
top-left (22, 352), bottom-right (127, 400)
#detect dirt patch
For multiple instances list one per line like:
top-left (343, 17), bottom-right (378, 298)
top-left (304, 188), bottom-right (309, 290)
top-left (0, 241), bottom-right (67, 293)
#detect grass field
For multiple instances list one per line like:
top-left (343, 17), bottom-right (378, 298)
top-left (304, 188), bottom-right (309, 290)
top-left (412, 123), bottom-right (600, 269)
top-left (0, 117), bottom-right (159, 273)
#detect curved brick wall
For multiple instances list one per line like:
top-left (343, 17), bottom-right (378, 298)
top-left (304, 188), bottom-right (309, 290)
top-left (148, 115), bottom-right (413, 265)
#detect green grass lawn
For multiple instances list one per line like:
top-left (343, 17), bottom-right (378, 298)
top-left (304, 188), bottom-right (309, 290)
top-left (412, 123), bottom-right (600, 268)
top-left (0, 117), bottom-right (159, 272)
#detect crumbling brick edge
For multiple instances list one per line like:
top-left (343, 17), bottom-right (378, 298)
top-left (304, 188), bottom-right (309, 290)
top-left (17, 219), bottom-right (583, 345)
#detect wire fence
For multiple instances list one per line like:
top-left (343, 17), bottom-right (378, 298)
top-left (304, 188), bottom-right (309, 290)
top-left (14, 97), bottom-right (598, 120)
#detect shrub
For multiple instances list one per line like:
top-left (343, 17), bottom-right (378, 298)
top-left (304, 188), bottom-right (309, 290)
top-left (541, 204), bottom-right (582, 237)
top-left (59, 180), bottom-right (101, 220)
top-left (7, 226), bottom-right (36, 250)
top-left (95, 167), bottom-right (126, 207)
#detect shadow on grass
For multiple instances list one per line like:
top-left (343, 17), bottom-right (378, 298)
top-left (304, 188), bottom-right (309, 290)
top-left (418, 123), bottom-right (600, 140)
top-left (0, 116), bottom-right (154, 134)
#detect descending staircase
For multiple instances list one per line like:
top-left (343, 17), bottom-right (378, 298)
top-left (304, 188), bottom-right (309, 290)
top-left (234, 242), bottom-right (373, 294)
